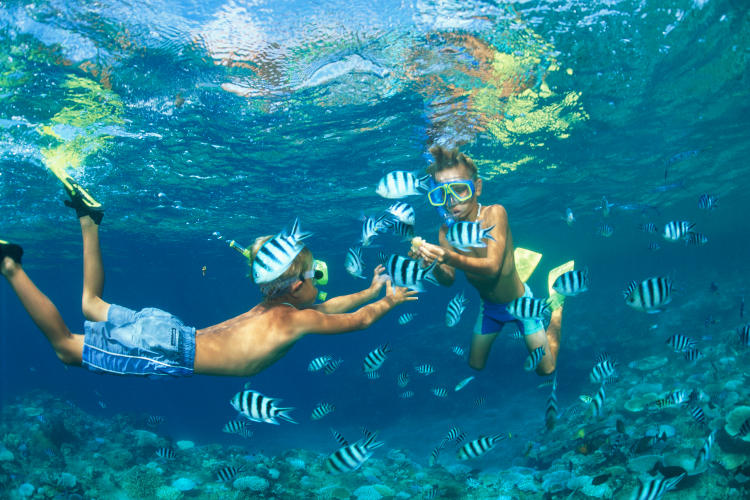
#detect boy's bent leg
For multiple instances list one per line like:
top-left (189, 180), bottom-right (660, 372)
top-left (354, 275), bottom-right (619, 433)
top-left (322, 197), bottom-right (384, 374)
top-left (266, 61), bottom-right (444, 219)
top-left (1, 257), bottom-right (83, 365)
top-left (469, 332), bottom-right (498, 370)
top-left (80, 216), bottom-right (109, 322)
top-left (524, 327), bottom-right (555, 375)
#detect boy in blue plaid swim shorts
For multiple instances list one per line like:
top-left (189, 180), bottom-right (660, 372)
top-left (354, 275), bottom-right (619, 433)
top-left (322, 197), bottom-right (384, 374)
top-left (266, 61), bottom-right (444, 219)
top-left (1, 180), bottom-right (416, 378)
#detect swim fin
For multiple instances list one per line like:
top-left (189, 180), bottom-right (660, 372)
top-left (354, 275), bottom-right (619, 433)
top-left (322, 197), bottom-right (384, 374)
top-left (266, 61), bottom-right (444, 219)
top-left (515, 247), bottom-right (542, 283)
top-left (49, 169), bottom-right (104, 224)
top-left (0, 239), bottom-right (23, 264)
top-left (547, 260), bottom-right (575, 311)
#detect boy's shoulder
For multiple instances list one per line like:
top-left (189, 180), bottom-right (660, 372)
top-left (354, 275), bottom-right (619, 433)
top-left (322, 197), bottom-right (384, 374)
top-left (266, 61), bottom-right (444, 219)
top-left (481, 203), bottom-right (508, 220)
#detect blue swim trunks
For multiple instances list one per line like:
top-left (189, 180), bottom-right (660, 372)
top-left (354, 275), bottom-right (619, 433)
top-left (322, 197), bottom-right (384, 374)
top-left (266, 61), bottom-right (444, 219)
top-left (474, 283), bottom-right (545, 336)
top-left (82, 304), bottom-right (195, 377)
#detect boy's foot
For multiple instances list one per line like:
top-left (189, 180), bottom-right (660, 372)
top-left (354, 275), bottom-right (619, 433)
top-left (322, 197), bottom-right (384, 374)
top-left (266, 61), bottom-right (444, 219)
top-left (0, 239), bottom-right (23, 264)
top-left (55, 174), bottom-right (104, 225)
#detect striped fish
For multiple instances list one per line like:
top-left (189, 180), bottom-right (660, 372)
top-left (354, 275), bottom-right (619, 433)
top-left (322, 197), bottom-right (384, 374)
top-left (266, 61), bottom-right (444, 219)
top-left (684, 232), bottom-right (708, 246)
top-left (423, 485), bottom-right (440, 499)
top-left (330, 428), bottom-right (349, 447)
top-left (216, 465), bottom-right (243, 482)
top-left (523, 346), bottom-right (545, 372)
top-left (622, 280), bottom-right (637, 299)
top-left (414, 363), bottom-right (435, 375)
top-left (428, 445), bottom-right (443, 467)
top-left (689, 406), bottom-right (706, 425)
top-left (386, 202), bottom-right (416, 225)
top-left (446, 221), bottom-right (496, 250)
top-left (399, 391), bottom-right (415, 399)
top-left (694, 430), bottom-right (716, 469)
top-left (442, 426), bottom-right (466, 446)
top-left (216, 465), bottom-right (244, 482)
top-left (509, 329), bottom-right (524, 340)
top-left (698, 194), bottom-right (718, 210)
top-left (451, 345), bottom-right (465, 357)
top-left (222, 420), bottom-right (250, 435)
top-left (375, 170), bottom-right (428, 198)
top-left (387, 220), bottom-right (415, 240)
top-left (155, 447), bottom-right (176, 459)
top-left (252, 219), bottom-right (312, 284)
top-left (596, 223), bottom-right (614, 237)
top-left (639, 223), bottom-right (657, 233)
top-left (552, 269), bottom-right (590, 296)
top-left (624, 276), bottom-right (673, 313)
top-left (345, 247), bottom-right (366, 279)
top-left (397, 371), bottom-right (410, 388)
top-left (230, 390), bottom-right (296, 425)
top-left (308, 355), bottom-right (333, 372)
top-left (737, 324), bottom-right (750, 346)
top-left (508, 297), bottom-right (551, 320)
top-left (326, 433), bottom-right (384, 473)
top-left (381, 253), bottom-right (438, 292)
top-left (683, 348), bottom-right (703, 361)
top-left (738, 417), bottom-right (750, 437)
top-left (365, 371), bottom-right (381, 380)
top-left (473, 396), bottom-right (486, 408)
top-left (590, 360), bottom-right (617, 383)
top-left (363, 344), bottom-right (391, 372)
top-left (361, 216), bottom-right (383, 247)
top-left (631, 473), bottom-right (685, 500)
top-left (323, 358), bottom-right (343, 375)
top-left (590, 385), bottom-right (606, 418)
top-left (146, 415), bottom-right (165, 426)
top-left (311, 403), bottom-right (335, 420)
top-left (648, 241), bottom-right (661, 251)
top-left (663, 220), bottom-right (695, 241)
top-left (545, 375), bottom-right (558, 431)
top-left (445, 291), bottom-right (467, 327)
top-left (457, 434), bottom-right (508, 460)
top-left (653, 390), bottom-right (689, 410)
top-left (665, 334), bottom-right (696, 352)
top-left (237, 426), bottom-right (254, 439)
top-left (431, 387), bottom-right (448, 398)
top-left (398, 312), bottom-right (416, 325)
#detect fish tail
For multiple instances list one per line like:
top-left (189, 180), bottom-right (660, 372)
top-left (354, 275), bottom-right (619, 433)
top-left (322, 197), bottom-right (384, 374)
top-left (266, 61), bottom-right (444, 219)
top-left (275, 407), bottom-right (297, 424)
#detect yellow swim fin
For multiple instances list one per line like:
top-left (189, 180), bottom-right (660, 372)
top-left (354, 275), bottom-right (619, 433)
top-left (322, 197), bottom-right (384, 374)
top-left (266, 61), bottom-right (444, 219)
top-left (514, 247), bottom-right (542, 283)
top-left (547, 260), bottom-right (575, 311)
top-left (48, 168), bottom-right (102, 210)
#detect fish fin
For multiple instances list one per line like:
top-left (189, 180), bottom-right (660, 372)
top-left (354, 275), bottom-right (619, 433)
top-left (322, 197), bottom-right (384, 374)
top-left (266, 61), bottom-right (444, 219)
top-left (514, 247), bottom-right (542, 283)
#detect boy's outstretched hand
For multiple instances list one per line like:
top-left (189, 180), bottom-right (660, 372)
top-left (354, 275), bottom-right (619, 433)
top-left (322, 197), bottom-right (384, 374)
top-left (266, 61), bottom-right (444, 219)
top-left (384, 278), bottom-right (418, 306)
top-left (367, 265), bottom-right (389, 296)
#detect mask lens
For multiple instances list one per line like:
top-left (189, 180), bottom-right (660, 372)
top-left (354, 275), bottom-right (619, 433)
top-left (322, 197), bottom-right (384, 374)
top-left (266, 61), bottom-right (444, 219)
top-left (312, 259), bottom-right (328, 285)
top-left (449, 182), bottom-right (473, 202)
top-left (427, 186), bottom-right (448, 206)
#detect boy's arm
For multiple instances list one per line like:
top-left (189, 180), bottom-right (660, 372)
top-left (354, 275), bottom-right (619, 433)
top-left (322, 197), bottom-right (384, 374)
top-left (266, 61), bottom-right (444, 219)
top-left (313, 265), bottom-right (388, 314)
top-left (418, 205), bottom-right (508, 277)
top-left (289, 280), bottom-right (417, 337)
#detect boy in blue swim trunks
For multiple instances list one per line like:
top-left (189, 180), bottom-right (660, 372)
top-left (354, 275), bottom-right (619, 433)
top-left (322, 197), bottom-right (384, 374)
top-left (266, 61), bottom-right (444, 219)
top-left (0, 181), bottom-right (416, 378)
top-left (411, 145), bottom-right (562, 375)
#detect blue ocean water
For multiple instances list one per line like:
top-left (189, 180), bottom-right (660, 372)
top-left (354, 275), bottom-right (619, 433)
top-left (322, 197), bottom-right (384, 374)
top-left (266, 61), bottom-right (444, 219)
top-left (1, 0), bottom-right (749, 498)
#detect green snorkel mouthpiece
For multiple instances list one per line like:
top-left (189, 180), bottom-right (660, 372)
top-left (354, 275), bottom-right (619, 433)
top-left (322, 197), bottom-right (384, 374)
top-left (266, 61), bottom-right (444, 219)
top-left (313, 259), bottom-right (328, 301)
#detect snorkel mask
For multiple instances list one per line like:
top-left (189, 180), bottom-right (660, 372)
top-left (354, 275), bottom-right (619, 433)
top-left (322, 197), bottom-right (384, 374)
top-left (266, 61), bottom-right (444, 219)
top-left (427, 178), bottom-right (477, 226)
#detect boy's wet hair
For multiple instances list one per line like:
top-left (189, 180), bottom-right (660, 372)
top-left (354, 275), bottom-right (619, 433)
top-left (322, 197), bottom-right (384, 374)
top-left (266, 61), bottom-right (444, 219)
top-left (427, 145), bottom-right (478, 179)
top-left (250, 235), bottom-right (312, 298)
